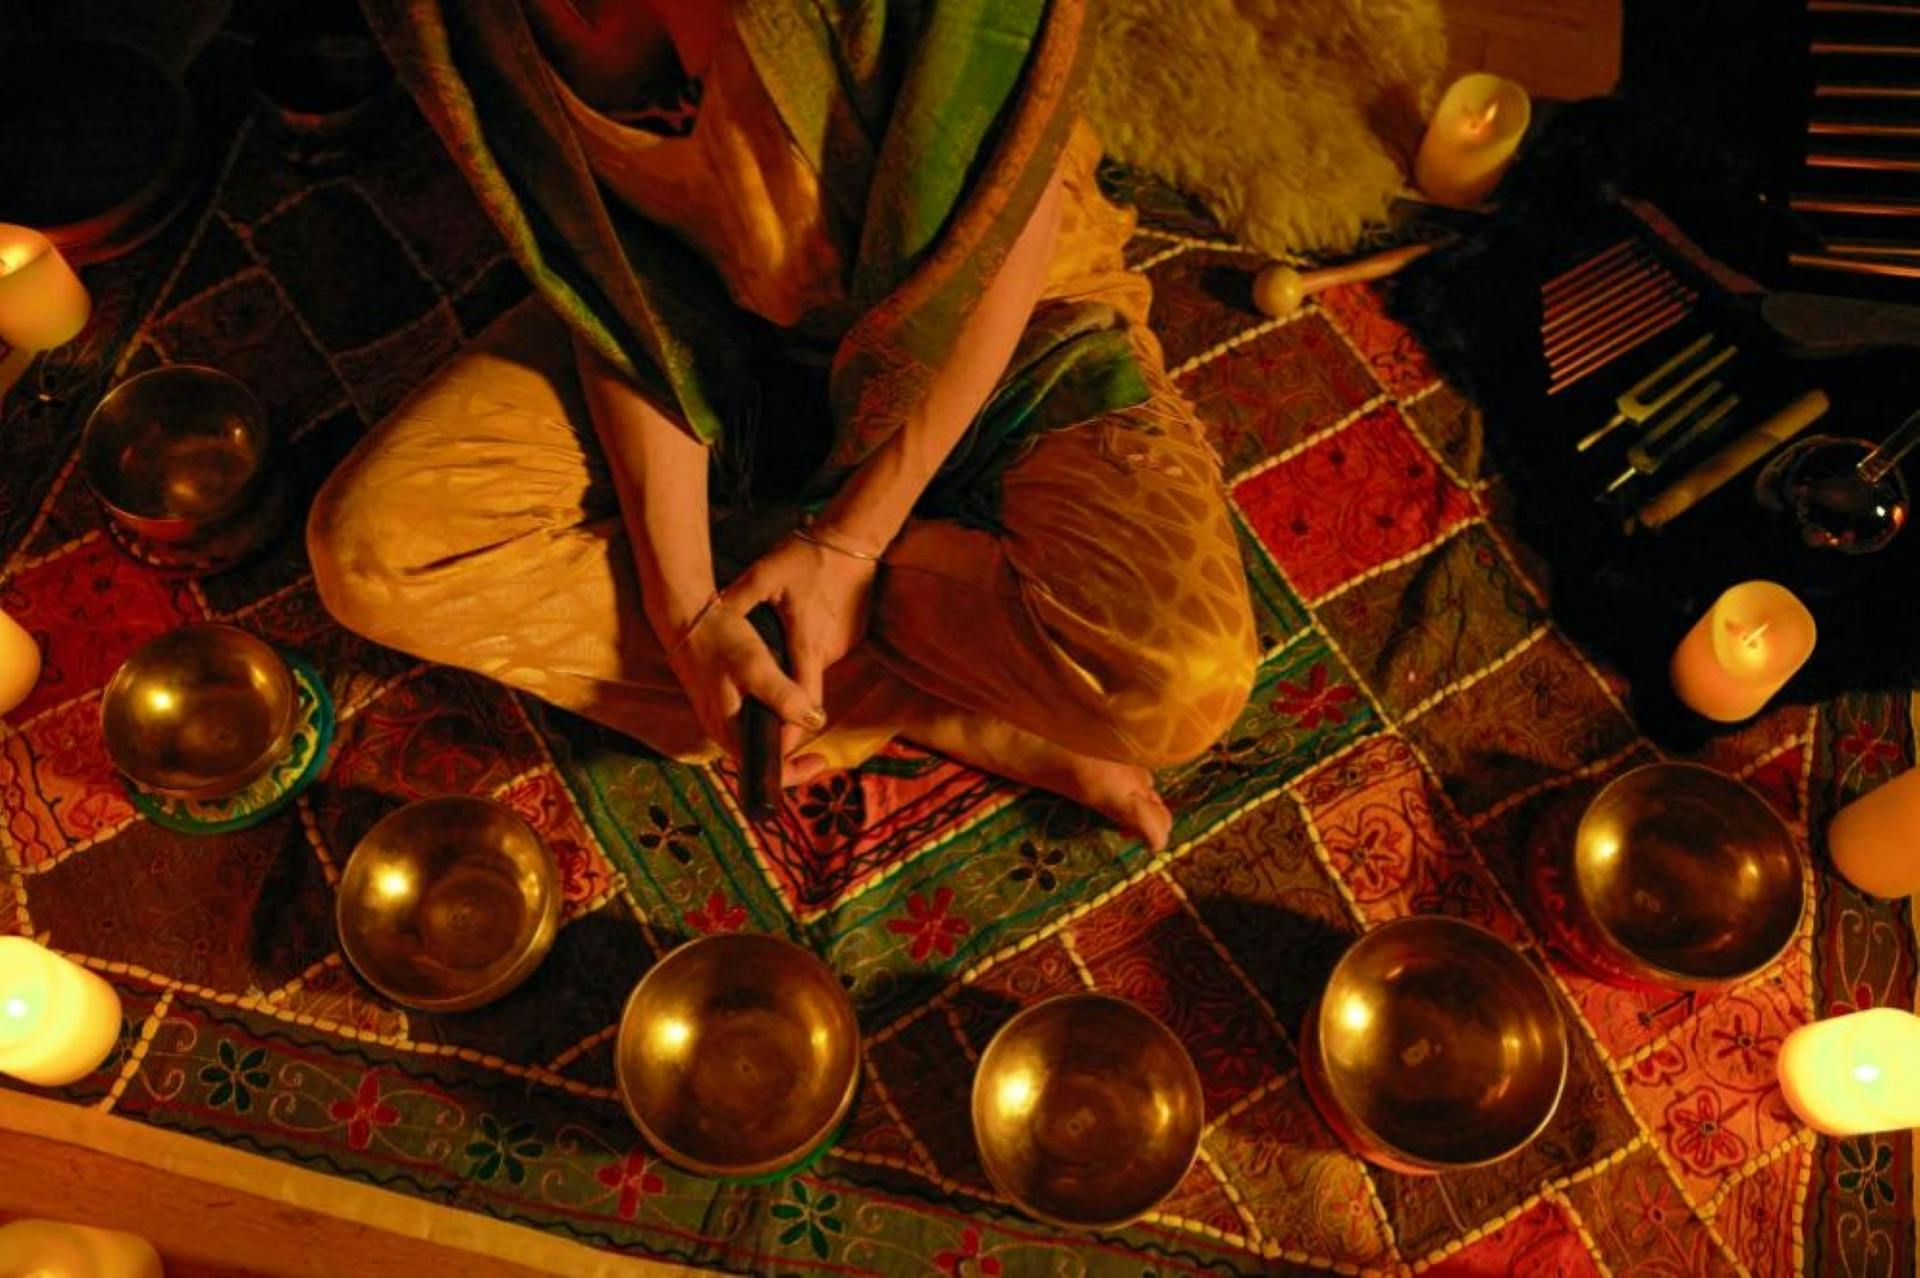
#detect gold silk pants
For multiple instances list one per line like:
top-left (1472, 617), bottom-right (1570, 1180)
top-left (308, 141), bottom-right (1256, 771)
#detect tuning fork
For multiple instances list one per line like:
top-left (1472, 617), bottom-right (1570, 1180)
top-left (1603, 380), bottom-right (1742, 493)
top-left (1539, 241), bottom-right (1697, 394)
top-left (1576, 334), bottom-right (1739, 452)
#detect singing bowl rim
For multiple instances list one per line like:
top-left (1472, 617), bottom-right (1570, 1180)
top-left (335, 795), bottom-right (562, 1013)
top-left (99, 622), bottom-right (298, 799)
top-left (81, 363), bottom-right (272, 537)
top-left (970, 992), bottom-right (1205, 1231)
top-left (1569, 761), bottom-right (1805, 989)
top-left (1310, 916), bottom-right (1570, 1172)
top-left (614, 933), bottom-right (862, 1179)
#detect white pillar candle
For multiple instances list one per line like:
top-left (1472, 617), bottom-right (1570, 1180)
top-left (0, 1221), bottom-right (162, 1278)
top-left (1828, 765), bottom-right (1920, 899)
top-left (0, 224), bottom-right (92, 352)
top-left (0, 607), bottom-right (42, 718)
top-left (0, 936), bottom-right (122, 1087)
top-left (1777, 1008), bottom-right (1920, 1136)
top-left (1413, 74), bottom-right (1532, 209)
top-left (1669, 581), bottom-right (1816, 722)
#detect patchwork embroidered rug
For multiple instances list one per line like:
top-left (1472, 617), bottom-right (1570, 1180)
top-left (1, 67), bottom-right (1915, 1277)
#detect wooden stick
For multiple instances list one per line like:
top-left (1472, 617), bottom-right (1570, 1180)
top-left (1809, 120), bottom-right (1920, 139)
top-left (1542, 267), bottom-right (1674, 343)
top-left (1631, 390), bottom-right (1831, 530)
top-left (1542, 241), bottom-right (1635, 301)
top-left (1790, 194), bottom-right (1920, 216)
top-left (1791, 251), bottom-right (1920, 279)
top-left (1808, 153), bottom-right (1920, 173)
top-left (1548, 294), bottom-right (1693, 373)
top-left (1810, 0), bottom-right (1920, 12)
top-left (1815, 83), bottom-right (1920, 99)
top-left (1822, 238), bottom-right (1920, 258)
top-left (1812, 41), bottom-right (1920, 55)
top-left (1547, 307), bottom-right (1691, 394)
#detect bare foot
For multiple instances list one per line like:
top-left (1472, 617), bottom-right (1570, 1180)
top-left (896, 700), bottom-right (1173, 852)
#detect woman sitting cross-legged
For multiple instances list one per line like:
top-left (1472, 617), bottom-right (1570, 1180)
top-left (308, 0), bottom-right (1257, 850)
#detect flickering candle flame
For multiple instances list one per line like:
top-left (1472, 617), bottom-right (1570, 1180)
top-left (1413, 74), bottom-right (1532, 208)
top-left (1670, 581), bottom-right (1815, 722)
top-left (0, 935), bottom-right (122, 1087)
top-left (1777, 1009), bottom-right (1920, 1136)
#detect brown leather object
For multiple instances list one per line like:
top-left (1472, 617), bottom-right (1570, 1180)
top-left (0, 40), bottom-right (195, 265)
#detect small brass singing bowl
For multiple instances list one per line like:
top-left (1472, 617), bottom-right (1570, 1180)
top-left (100, 623), bottom-right (298, 800)
top-left (337, 797), bottom-right (562, 1012)
top-left (82, 365), bottom-right (271, 543)
top-left (972, 994), bottom-right (1204, 1231)
top-left (1305, 917), bottom-right (1568, 1174)
top-left (1569, 762), bottom-right (1803, 989)
top-left (615, 933), bottom-right (860, 1178)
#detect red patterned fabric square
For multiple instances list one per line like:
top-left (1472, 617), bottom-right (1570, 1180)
top-left (1406, 633), bottom-right (1641, 818)
top-left (1232, 404), bottom-right (1477, 601)
top-left (1562, 1145), bottom-right (1736, 1277)
top-left (1296, 735), bottom-right (1524, 940)
top-left (1317, 282), bottom-right (1440, 398)
top-left (1424, 1199), bottom-right (1603, 1276)
top-left (1181, 313), bottom-right (1379, 478)
top-left (948, 937), bottom-right (1084, 1053)
top-left (1623, 949), bottom-right (1811, 1203)
top-left (325, 665), bottom-right (546, 802)
top-left (0, 693), bottom-right (137, 869)
top-left (1144, 246), bottom-right (1271, 370)
top-left (867, 1013), bottom-right (990, 1193)
top-left (1155, 1161), bottom-right (1253, 1240)
top-left (1718, 1138), bottom-right (1806, 1278)
top-left (745, 749), bottom-right (1005, 920)
top-left (1071, 877), bottom-right (1293, 1113)
top-left (495, 767), bottom-right (616, 918)
top-left (1202, 1075), bottom-right (1392, 1268)
top-left (0, 537), bottom-right (203, 721)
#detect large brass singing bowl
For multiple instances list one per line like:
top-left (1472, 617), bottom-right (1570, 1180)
top-left (615, 933), bottom-right (860, 1178)
top-left (337, 797), bottom-right (561, 1012)
top-left (100, 623), bottom-right (297, 800)
top-left (1570, 762), bottom-right (1803, 989)
top-left (1306, 916), bottom-right (1568, 1174)
top-left (82, 365), bottom-right (271, 542)
top-left (972, 994), bottom-right (1203, 1230)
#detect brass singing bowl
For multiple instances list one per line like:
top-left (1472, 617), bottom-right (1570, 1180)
top-left (1306, 916), bottom-right (1567, 1173)
top-left (615, 933), bottom-right (860, 1178)
top-left (1569, 762), bottom-right (1803, 989)
top-left (972, 994), bottom-right (1204, 1230)
top-left (100, 624), bottom-right (297, 799)
top-left (82, 365), bottom-right (271, 542)
top-left (337, 797), bottom-right (562, 1012)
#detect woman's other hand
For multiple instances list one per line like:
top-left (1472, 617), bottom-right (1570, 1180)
top-left (723, 530), bottom-right (880, 773)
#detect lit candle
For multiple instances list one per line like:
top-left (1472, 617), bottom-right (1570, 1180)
top-left (0, 224), bottom-right (92, 352)
top-left (0, 1220), bottom-right (163, 1278)
top-left (1828, 766), bottom-right (1920, 899)
top-left (1413, 74), bottom-right (1533, 209)
top-left (0, 936), bottom-right (122, 1087)
top-left (1669, 581), bottom-right (1816, 722)
top-left (0, 607), bottom-right (42, 718)
top-left (1777, 1008), bottom-right (1920, 1136)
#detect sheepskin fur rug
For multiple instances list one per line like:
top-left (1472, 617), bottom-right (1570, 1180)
top-left (1086, 0), bottom-right (1448, 254)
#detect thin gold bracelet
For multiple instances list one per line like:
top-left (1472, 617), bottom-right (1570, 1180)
top-left (794, 517), bottom-right (884, 563)
top-left (665, 589), bottom-right (726, 660)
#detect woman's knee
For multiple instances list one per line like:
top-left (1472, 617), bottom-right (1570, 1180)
top-left (307, 450), bottom-right (410, 642)
top-left (1096, 604), bottom-right (1258, 768)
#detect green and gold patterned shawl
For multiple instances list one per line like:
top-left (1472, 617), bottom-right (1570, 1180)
top-left (361, 0), bottom-right (1142, 504)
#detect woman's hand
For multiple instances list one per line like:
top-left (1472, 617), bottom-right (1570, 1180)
top-left (662, 530), bottom-right (879, 781)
